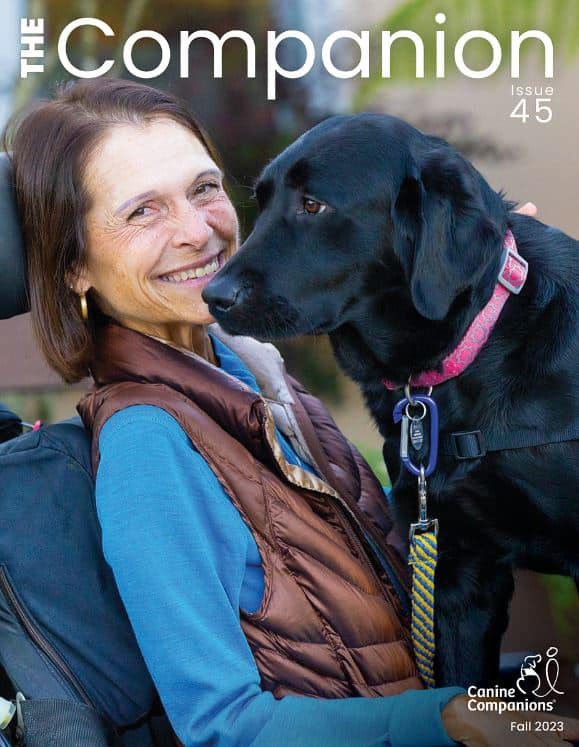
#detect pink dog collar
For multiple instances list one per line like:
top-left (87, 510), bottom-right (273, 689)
top-left (383, 229), bottom-right (528, 391)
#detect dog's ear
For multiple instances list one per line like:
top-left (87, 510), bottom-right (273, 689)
top-left (391, 150), bottom-right (502, 320)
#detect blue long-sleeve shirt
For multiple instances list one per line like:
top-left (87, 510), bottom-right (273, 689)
top-left (95, 336), bottom-right (463, 747)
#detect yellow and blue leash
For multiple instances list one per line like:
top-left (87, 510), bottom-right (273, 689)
top-left (409, 524), bottom-right (438, 688)
top-left (393, 389), bottom-right (440, 688)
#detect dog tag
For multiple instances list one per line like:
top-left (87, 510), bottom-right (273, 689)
top-left (410, 419), bottom-right (424, 451)
top-left (400, 415), bottom-right (410, 460)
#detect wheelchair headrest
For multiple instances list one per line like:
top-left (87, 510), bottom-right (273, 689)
top-left (0, 401), bottom-right (22, 442)
top-left (0, 152), bottom-right (28, 319)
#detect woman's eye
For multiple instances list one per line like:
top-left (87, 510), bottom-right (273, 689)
top-left (195, 182), bottom-right (220, 196)
top-left (128, 205), bottom-right (150, 220)
top-left (302, 197), bottom-right (327, 215)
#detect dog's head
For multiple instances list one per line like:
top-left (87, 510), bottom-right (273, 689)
top-left (203, 114), bottom-right (507, 379)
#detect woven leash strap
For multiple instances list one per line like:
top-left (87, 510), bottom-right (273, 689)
top-left (409, 530), bottom-right (438, 688)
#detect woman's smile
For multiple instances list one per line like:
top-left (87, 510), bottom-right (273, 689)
top-left (156, 248), bottom-right (228, 286)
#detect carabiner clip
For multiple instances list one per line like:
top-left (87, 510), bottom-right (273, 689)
top-left (393, 395), bottom-right (439, 477)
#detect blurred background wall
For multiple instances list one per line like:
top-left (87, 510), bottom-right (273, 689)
top-left (0, 0), bottom-right (577, 711)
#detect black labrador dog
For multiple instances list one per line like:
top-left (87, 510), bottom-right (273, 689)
top-left (203, 113), bottom-right (578, 688)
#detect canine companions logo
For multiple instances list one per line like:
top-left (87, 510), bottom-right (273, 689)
top-left (467, 647), bottom-right (564, 715)
top-left (516, 647), bottom-right (564, 698)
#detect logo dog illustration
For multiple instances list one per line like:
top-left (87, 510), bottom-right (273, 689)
top-left (516, 647), bottom-right (564, 698)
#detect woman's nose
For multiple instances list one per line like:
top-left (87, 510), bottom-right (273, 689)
top-left (172, 202), bottom-right (212, 248)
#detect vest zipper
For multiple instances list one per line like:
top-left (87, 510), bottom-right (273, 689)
top-left (0, 566), bottom-right (96, 709)
top-left (328, 498), bottom-right (411, 629)
top-left (312, 493), bottom-right (414, 653)
top-left (363, 530), bottom-right (411, 619)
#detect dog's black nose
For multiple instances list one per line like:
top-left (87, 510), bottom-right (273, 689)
top-left (202, 276), bottom-right (242, 312)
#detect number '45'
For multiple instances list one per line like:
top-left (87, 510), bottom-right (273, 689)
top-left (510, 98), bottom-right (553, 123)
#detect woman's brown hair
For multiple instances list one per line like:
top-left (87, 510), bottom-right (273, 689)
top-left (3, 78), bottom-right (223, 383)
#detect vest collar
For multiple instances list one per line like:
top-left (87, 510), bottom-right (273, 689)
top-left (90, 322), bottom-right (270, 452)
top-left (209, 325), bottom-right (330, 475)
top-left (382, 229), bottom-right (528, 391)
top-left (89, 321), bottom-right (336, 495)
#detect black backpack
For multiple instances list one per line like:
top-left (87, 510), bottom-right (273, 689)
top-left (0, 152), bottom-right (174, 745)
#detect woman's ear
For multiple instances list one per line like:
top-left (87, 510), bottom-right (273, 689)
top-left (391, 150), bottom-right (503, 320)
top-left (67, 265), bottom-right (91, 296)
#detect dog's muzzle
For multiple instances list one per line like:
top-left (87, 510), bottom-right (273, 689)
top-left (203, 274), bottom-right (247, 315)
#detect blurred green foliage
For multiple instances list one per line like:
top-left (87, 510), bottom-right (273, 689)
top-left (277, 336), bottom-right (344, 402)
top-left (356, 0), bottom-right (579, 106)
top-left (0, 392), bottom-right (54, 424)
top-left (354, 444), bottom-right (391, 487)
top-left (541, 575), bottom-right (579, 659)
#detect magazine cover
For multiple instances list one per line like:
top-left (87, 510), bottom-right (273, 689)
top-left (0, 1), bottom-right (577, 745)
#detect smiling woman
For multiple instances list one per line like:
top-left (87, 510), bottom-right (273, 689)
top-left (4, 78), bottom-right (234, 379)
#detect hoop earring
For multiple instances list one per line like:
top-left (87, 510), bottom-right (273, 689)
top-left (79, 293), bottom-right (89, 322)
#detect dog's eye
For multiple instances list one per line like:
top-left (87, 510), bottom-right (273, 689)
top-left (302, 198), bottom-right (326, 215)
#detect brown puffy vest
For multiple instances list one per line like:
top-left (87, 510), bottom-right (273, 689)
top-left (78, 322), bottom-right (423, 699)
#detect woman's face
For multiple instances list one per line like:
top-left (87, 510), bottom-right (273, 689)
top-left (76, 117), bottom-right (238, 345)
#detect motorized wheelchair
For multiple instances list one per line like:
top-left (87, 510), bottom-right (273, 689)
top-left (0, 152), bottom-right (175, 745)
